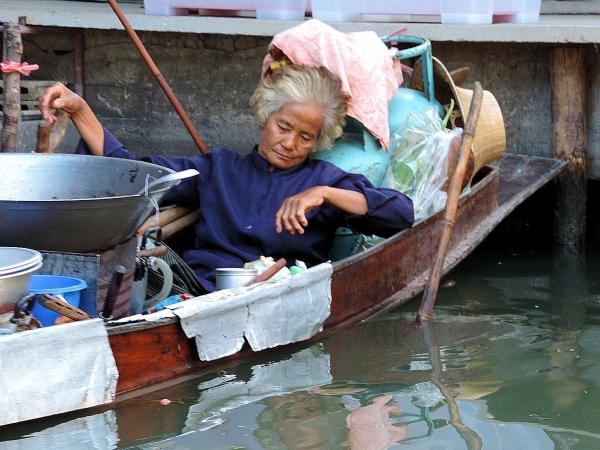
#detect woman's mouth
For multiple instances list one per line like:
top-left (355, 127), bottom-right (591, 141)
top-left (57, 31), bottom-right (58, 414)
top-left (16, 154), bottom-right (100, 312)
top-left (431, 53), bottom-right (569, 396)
top-left (274, 151), bottom-right (292, 160)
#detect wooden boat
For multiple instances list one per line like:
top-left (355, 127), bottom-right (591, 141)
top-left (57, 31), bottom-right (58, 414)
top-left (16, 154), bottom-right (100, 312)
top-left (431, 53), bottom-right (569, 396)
top-left (0, 152), bottom-right (565, 427)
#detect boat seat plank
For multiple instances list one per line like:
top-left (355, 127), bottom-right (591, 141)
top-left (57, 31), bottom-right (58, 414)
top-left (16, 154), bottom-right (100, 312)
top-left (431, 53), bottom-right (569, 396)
top-left (496, 153), bottom-right (567, 207)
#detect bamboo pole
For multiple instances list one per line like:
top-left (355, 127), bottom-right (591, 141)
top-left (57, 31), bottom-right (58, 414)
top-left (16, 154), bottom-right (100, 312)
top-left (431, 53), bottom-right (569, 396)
top-left (138, 206), bottom-right (196, 233)
top-left (1, 22), bottom-right (22, 153)
top-left (160, 211), bottom-right (202, 240)
top-left (417, 81), bottom-right (484, 324)
top-left (106, 0), bottom-right (209, 154)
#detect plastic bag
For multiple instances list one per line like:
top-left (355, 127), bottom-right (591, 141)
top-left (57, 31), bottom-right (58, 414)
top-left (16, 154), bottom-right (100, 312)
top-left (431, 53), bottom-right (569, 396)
top-left (243, 256), bottom-right (307, 280)
top-left (382, 106), bottom-right (467, 222)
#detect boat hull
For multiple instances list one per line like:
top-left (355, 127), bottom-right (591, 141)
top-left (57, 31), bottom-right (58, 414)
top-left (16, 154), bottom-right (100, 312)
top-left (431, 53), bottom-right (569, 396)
top-left (109, 166), bottom-right (502, 394)
top-left (0, 154), bottom-right (567, 426)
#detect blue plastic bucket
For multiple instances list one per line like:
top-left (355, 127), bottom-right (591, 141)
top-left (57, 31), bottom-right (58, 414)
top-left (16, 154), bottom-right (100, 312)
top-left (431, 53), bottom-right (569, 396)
top-left (28, 275), bottom-right (87, 327)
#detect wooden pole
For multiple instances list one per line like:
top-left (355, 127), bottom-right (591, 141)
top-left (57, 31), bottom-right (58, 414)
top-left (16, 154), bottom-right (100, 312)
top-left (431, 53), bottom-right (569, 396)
top-left (73, 29), bottom-right (85, 97)
top-left (551, 46), bottom-right (587, 253)
top-left (1, 22), bottom-right (22, 153)
top-left (106, 0), bottom-right (209, 154)
top-left (417, 82), bottom-right (484, 324)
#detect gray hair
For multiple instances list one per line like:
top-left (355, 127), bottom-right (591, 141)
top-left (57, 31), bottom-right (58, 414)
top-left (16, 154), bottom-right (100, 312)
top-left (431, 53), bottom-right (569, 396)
top-left (250, 64), bottom-right (348, 151)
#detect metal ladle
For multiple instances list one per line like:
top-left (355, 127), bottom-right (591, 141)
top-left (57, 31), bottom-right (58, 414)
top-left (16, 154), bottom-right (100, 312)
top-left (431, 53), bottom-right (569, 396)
top-left (137, 169), bottom-right (199, 196)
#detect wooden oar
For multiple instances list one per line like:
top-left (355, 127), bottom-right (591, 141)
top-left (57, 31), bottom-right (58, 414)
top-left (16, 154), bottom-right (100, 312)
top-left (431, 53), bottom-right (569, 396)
top-left (106, 0), bottom-right (208, 154)
top-left (417, 81), bottom-right (484, 324)
top-left (36, 110), bottom-right (71, 153)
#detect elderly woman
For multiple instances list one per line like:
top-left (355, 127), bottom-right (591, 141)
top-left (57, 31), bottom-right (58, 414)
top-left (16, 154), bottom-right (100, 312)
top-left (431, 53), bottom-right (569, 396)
top-left (39, 65), bottom-right (414, 292)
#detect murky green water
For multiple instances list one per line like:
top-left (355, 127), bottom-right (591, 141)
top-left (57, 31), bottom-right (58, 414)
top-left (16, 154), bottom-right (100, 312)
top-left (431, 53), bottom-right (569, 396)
top-left (2, 246), bottom-right (600, 449)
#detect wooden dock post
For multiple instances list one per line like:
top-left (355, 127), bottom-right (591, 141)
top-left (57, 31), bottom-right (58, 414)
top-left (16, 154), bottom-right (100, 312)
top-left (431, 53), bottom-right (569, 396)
top-left (551, 46), bottom-right (587, 253)
top-left (1, 22), bottom-right (22, 153)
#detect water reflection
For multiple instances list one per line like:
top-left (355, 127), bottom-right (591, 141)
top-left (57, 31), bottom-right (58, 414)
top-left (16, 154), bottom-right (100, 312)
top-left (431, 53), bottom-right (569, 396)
top-left (2, 249), bottom-right (600, 449)
top-left (0, 412), bottom-right (118, 450)
top-left (422, 322), bottom-right (482, 450)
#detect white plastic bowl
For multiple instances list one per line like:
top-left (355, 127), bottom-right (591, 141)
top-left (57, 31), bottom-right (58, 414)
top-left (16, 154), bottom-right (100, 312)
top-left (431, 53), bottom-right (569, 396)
top-left (0, 248), bottom-right (43, 315)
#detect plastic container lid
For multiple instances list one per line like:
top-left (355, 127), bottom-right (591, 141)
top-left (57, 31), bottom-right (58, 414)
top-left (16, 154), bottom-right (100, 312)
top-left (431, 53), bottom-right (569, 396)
top-left (0, 259), bottom-right (43, 280)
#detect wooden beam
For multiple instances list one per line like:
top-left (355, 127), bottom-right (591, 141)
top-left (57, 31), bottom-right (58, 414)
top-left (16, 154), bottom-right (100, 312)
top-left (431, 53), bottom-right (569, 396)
top-left (551, 46), bottom-right (587, 252)
top-left (1, 22), bottom-right (22, 153)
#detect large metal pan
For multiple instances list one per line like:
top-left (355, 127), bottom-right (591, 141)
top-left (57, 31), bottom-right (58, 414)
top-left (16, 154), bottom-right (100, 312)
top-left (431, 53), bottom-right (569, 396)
top-left (0, 153), bottom-right (195, 253)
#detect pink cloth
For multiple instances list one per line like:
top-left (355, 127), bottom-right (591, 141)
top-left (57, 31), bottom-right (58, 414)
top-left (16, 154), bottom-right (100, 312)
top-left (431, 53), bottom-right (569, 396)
top-left (261, 20), bottom-right (400, 150)
top-left (0, 60), bottom-right (39, 76)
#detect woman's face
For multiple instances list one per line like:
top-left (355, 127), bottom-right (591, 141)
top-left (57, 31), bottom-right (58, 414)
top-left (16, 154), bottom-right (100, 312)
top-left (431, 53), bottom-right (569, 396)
top-left (258, 101), bottom-right (325, 170)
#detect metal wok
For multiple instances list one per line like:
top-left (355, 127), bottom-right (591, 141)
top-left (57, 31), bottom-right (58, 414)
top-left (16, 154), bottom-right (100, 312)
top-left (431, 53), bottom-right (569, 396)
top-left (0, 153), bottom-right (194, 253)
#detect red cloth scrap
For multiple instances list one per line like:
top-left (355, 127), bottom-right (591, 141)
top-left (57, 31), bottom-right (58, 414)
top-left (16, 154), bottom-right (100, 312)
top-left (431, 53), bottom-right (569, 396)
top-left (1, 61), bottom-right (39, 75)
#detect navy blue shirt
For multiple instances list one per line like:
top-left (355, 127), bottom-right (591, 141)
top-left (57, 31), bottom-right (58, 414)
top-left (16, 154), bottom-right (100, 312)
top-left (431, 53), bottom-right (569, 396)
top-left (77, 128), bottom-right (413, 292)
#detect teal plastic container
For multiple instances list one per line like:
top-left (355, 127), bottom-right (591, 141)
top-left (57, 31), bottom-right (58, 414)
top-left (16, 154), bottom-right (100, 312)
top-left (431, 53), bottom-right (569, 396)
top-left (29, 275), bottom-right (87, 327)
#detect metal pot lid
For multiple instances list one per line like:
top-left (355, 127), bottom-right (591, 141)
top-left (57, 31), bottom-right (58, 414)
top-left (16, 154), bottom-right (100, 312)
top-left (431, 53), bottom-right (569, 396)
top-left (0, 259), bottom-right (43, 280)
top-left (0, 247), bottom-right (43, 275)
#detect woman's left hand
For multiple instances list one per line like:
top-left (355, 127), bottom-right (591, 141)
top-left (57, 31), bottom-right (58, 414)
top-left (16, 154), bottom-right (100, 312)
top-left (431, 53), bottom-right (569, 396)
top-left (275, 186), bottom-right (327, 235)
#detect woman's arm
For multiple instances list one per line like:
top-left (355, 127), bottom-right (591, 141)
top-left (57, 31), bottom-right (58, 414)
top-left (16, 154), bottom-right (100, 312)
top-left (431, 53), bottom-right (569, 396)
top-left (275, 185), bottom-right (367, 235)
top-left (38, 82), bottom-right (104, 156)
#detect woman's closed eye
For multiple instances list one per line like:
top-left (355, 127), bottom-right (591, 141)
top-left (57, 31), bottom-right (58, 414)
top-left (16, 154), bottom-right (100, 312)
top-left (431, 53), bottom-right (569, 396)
top-left (277, 122), bottom-right (291, 132)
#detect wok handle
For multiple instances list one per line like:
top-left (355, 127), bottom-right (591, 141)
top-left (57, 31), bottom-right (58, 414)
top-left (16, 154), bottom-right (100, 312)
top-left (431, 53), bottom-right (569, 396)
top-left (100, 265), bottom-right (126, 321)
top-left (10, 294), bottom-right (36, 324)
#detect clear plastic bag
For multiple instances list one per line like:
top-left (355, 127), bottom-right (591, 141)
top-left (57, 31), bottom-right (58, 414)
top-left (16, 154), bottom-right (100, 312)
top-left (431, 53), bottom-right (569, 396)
top-left (382, 106), bottom-right (467, 222)
top-left (243, 256), bottom-right (307, 280)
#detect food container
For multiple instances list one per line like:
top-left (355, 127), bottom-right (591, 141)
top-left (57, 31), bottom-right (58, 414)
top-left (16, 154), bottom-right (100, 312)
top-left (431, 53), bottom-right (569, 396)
top-left (256, 0), bottom-right (307, 20)
top-left (440, 0), bottom-right (494, 24)
top-left (310, 0), bottom-right (361, 22)
top-left (311, 0), bottom-right (440, 22)
top-left (144, 0), bottom-right (255, 15)
top-left (493, 0), bottom-right (541, 23)
top-left (216, 268), bottom-right (258, 290)
top-left (28, 275), bottom-right (87, 327)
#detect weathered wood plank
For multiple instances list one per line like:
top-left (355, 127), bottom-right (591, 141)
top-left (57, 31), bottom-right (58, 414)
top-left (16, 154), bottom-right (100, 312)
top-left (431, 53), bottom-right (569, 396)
top-left (551, 46), bottom-right (587, 251)
top-left (1, 22), bottom-right (22, 153)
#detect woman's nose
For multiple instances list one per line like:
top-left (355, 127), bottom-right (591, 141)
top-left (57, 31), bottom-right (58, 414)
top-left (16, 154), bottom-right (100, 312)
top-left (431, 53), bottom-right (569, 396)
top-left (281, 133), bottom-right (298, 150)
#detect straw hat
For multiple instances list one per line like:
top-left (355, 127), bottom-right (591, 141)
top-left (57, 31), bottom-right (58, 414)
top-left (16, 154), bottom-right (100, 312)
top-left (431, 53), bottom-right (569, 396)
top-left (410, 56), bottom-right (506, 175)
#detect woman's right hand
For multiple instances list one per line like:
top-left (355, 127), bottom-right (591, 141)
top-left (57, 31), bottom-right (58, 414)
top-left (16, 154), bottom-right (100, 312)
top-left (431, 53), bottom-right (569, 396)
top-left (38, 82), bottom-right (85, 123)
top-left (38, 82), bottom-right (105, 156)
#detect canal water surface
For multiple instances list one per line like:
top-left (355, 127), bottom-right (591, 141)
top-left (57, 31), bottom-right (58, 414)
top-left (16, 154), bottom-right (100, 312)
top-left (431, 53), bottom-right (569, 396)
top-left (2, 245), bottom-right (600, 449)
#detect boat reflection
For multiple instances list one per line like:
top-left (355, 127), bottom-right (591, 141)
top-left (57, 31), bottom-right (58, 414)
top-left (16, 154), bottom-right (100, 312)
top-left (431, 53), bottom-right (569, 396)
top-left (3, 315), bottom-right (556, 450)
top-left (0, 411), bottom-right (118, 450)
top-left (5, 249), bottom-right (600, 449)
